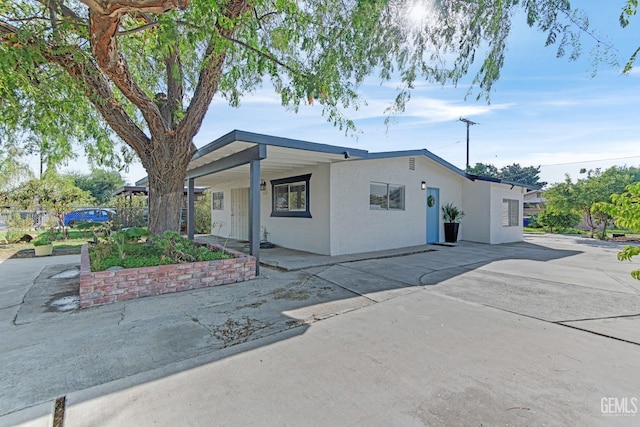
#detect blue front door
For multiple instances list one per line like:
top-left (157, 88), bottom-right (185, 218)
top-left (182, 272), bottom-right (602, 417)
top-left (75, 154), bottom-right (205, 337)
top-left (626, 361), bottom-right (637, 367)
top-left (426, 187), bottom-right (439, 243)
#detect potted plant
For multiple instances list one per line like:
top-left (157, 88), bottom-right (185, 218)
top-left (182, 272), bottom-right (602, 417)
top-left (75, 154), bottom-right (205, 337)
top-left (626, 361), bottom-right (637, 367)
top-left (33, 233), bottom-right (54, 256)
top-left (442, 203), bottom-right (465, 243)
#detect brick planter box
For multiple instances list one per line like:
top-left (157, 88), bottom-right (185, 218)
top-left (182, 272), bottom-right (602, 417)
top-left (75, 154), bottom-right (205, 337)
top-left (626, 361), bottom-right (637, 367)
top-left (79, 243), bottom-right (256, 308)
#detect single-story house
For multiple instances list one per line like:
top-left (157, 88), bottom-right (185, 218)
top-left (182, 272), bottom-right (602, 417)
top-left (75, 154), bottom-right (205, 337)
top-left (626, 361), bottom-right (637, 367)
top-left (141, 130), bottom-right (534, 271)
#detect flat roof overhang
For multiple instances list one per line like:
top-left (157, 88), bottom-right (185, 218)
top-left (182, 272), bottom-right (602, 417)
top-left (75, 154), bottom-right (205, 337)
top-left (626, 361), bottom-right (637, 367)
top-left (186, 130), bottom-right (368, 186)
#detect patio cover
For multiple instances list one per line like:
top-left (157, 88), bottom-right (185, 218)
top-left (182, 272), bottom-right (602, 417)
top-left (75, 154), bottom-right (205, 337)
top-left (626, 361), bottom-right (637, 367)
top-left (183, 130), bottom-right (368, 274)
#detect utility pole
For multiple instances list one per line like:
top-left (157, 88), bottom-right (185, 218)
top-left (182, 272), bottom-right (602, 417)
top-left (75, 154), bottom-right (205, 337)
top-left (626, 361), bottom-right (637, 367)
top-left (459, 117), bottom-right (477, 169)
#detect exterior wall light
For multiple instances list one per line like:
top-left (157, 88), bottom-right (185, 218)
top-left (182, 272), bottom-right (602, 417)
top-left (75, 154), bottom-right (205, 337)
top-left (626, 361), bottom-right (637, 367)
top-left (421, 181), bottom-right (427, 190)
top-left (260, 180), bottom-right (267, 192)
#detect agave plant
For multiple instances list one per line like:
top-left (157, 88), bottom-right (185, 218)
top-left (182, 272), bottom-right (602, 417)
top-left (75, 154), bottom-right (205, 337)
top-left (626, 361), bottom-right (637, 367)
top-left (442, 203), bottom-right (465, 223)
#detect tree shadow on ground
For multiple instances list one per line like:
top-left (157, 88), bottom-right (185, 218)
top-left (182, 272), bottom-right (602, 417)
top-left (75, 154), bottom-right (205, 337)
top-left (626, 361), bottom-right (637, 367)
top-left (0, 238), bottom-right (584, 423)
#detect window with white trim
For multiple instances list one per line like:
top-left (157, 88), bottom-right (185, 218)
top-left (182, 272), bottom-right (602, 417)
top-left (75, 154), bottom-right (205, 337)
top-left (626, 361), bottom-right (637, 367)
top-left (370, 182), bottom-right (405, 210)
top-left (212, 192), bottom-right (224, 210)
top-left (502, 199), bottom-right (519, 226)
top-left (271, 174), bottom-right (311, 218)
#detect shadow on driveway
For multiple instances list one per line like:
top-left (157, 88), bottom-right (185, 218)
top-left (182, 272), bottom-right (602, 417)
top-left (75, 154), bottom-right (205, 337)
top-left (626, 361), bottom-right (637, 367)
top-left (6, 235), bottom-right (636, 425)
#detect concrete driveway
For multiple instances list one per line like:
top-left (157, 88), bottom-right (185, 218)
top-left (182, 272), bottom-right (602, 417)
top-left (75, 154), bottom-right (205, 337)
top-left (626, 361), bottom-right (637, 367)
top-left (1, 234), bottom-right (639, 426)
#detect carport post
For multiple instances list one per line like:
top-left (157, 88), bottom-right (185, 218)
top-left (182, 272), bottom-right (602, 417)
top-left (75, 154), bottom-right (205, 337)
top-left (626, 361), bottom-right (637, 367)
top-left (249, 159), bottom-right (260, 275)
top-left (187, 178), bottom-right (195, 240)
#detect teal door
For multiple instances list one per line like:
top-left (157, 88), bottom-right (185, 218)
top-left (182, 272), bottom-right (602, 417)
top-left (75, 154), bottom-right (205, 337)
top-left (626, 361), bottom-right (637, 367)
top-left (426, 187), bottom-right (439, 243)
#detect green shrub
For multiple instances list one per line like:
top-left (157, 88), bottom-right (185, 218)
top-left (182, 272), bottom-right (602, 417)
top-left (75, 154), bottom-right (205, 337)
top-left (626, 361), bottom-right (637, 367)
top-left (112, 195), bottom-right (147, 228)
top-left (7, 213), bottom-right (33, 231)
top-left (32, 233), bottom-right (54, 246)
top-left (537, 209), bottom-right (581, 233)
top-left (4, 229), bottom-right (24, 243)
top-left (195, 197), bottom-right (211, 234)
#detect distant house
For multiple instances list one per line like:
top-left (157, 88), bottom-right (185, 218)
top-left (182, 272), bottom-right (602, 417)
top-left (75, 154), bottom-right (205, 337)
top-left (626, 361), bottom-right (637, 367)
top-left (523, 189), bottom-right (546, 217)
top-left (174, 130), bottom-right (534, 262)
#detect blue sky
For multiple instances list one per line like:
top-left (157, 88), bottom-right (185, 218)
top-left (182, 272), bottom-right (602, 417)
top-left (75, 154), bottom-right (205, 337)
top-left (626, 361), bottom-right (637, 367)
top-left (43, 1), bottom-right (640, 188)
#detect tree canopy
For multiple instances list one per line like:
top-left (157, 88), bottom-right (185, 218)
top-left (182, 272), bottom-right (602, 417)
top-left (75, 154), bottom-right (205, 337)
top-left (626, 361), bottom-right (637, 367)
top-left (543, 166), bottom-right (640, 238)
top-left (68, 169), bottom-right (124, 205)
top-left (597, 182), bottom-right (640, 280)
top-left (9, 172), bottom-right (94, 227)
top-left (466, 162), bottom-right (500, 178)
top-left (466, 162), bottom-right (546, 188)
top-left (1, 0), bottom-right (636, 233)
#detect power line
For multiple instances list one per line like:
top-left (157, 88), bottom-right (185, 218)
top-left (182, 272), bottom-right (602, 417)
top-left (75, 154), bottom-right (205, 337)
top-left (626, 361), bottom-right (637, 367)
top-left (540, 155), bottom-right (640, 167)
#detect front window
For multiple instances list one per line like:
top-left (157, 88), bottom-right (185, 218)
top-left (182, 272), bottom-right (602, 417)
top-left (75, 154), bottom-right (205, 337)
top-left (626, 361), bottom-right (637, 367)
top-left (271, 174), bottom-right (312, 218)
top-left (370, 182), bottom-right (405, 210)
top-left (212, 192), bottom-right (223, 210)
top-left (502, 199), bottom-right (519, 226)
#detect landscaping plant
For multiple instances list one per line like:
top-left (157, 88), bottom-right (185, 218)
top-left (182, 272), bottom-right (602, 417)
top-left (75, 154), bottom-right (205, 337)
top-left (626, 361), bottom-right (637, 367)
top-left (89, 230), bottom-right (231, 272)
top-left (442, 203), bottom-right (465, 223)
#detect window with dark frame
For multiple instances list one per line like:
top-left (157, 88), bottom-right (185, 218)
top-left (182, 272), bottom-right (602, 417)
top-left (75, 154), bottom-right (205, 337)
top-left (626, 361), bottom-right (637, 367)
top-left (271, 174), bottom-right (312, 218)
top-left (212, 192), bottom-right (224, 210)
top-left (502, 199), bottom-right (519, 226)
top-left (370, 182), bottom-right (405, 210)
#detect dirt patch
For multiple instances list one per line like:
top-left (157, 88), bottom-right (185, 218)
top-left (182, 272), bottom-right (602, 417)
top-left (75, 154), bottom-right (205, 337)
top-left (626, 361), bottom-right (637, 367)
top-left (0, 244), bottom-right (81, 259)
top-left (236, 300), bottom-right (267, 310)
top-left (213, 317), bottom-right (272, 347)
top-left (271, 287), bottom-right (310, 301)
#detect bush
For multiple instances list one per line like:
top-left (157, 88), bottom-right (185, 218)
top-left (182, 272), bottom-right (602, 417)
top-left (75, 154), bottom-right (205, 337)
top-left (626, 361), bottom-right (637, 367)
top-left (7, 212), bottom-right (33, 231)
top-left (4, 229), bottom-right (24, 243)
top-left (32, 233), bottom-right (53, 246)
top-left (195, 192), bottom-right (211, 234)
top-left (537, 209), bottom-right (581, 233)
top-left (89, 230), bottom-right (231, 272)
top-left (112, 195), bottom-right (147, 228)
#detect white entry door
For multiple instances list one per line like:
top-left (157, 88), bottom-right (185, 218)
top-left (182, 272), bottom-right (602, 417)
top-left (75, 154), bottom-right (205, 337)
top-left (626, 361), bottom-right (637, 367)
top-left (230, 188), bottom-right (249, 241)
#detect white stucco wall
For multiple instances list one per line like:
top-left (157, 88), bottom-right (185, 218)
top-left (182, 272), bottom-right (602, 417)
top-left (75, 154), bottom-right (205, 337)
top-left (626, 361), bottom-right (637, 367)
top-left (460, 180), bottom-right (525, 244)
top-left (329, 156), bottom-right (465, 255)
top-left (208, 164), bottom-right (331, 254)
top-left (208, 155), bottom-right (524, 255)
top-left (261, 164), bottom-right (331, 255)
top-left (489, 183), bottom-right (525, 244)
top-left (210, 188), bottom-right (233, 240)
top-left (461, 182), bottom-right (491, 243)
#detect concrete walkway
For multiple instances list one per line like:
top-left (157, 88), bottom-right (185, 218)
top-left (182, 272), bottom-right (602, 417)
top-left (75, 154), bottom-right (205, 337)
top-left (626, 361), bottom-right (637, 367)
top-left (1, 234), bottom-right (640, 426)
top-left (195, 235), bottom-right (439, 271)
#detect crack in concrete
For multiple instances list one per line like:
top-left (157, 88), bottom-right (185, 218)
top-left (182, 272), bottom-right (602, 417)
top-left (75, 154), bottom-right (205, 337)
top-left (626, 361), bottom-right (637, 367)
top-left (336, 263), bottom-right (423, 288)
top-left (468, 301), bottom-right (640, 347)
top-left (557, 313), bottom-right (640, 323)
top-left (597, 267), bottom-right (640, 295)
top-left (188, 316), bottom-right (214, 335)
top-left (117, 305), bottom-right (126, 325)
top-left (472, 268), bottom-right (640, 296)
top-left (11, 267), bottom-right (45, 326)
top-left (307, 269), bottom-right (378, 304)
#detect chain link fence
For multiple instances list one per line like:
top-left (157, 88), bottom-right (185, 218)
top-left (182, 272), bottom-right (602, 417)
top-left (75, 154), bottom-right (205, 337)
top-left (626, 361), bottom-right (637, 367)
top-left (0, 210), bottom-right (56, 231)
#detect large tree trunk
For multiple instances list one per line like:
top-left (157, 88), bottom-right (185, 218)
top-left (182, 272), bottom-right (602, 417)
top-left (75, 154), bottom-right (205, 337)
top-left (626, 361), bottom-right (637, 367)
top-left (142, 134), bottom-right (194, 234)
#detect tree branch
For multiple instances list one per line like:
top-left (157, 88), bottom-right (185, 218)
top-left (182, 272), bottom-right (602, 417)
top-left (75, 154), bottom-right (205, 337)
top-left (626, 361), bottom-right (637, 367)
top-left (0, 19), bottom-right (150, 155)
top-left (50, 50), bottom-right (151, 155)
top-left (36, 0), bottom-right (87, 29)
top-left (552, 0), bottom-right (616, 51)
top-left (82, 0), bottom-right (188, 138)
top-left (117, 21), bottom-right (159, 36)
top-left (165, 43), bottom-right (184, 129)
top-left (219, 33), bottom-right (308, 78)
top-left (177, 0), bottom-right (250, 143)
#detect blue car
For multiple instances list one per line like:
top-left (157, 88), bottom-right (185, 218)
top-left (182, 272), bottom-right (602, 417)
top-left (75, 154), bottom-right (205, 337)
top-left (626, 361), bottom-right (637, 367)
top-left (63, 208), bottom-right (115, 227)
